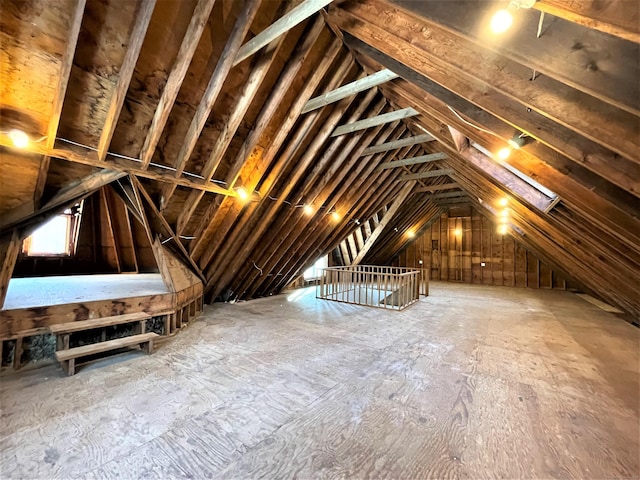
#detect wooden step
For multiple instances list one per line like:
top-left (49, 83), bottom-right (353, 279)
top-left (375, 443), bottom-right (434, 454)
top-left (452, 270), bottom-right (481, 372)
top-left (55, 332), bottom-right (159, 363)
top-left (49, 312), bottom-right (151, 335)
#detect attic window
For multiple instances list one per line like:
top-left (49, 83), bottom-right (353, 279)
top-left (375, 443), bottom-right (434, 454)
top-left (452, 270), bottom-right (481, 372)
top-left (303, 255), bottom-right (328, 281)
top-left (23, 203), bottom-right (83, 256)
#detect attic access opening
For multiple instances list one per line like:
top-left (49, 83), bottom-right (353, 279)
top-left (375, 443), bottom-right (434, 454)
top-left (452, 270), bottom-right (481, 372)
top-left (316, 265), bottom-right (423, 310)
top-left (22, 203), bottom-right (83, 257)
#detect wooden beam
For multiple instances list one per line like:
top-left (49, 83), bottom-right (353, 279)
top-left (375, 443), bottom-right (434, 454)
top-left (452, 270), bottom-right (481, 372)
top-left (190, 51), bottom-right (353, 263)
top-left (200, 63), bottom-right (363, 276)
top-left (335, 4), bottom-right (640, 171)
top-left (448, 125), bottom-right (468, 152)
top-left (162, 0), bottom-right (262, 205)
top-left (176, 15), bottom-right (327, 234)
top-left (414, 182), bottom-right (459, 193)
top-left (535, 0), bottom-right (640, 43)
top-left (1, 169), bottom-right (126, 232)
top-left (381, 81), bottom-right (640, 250)
top-left (244, 127), bottom-right (416, 296)
top-left (41, 170), bottom-right (127, 213)
top-left (201, 79), bottom-right (384, 297)
top-left (398, 169), bottom-right (453, 181)
top-left (331, 107), bottom-right (418, 136)
top-left (428, 191), bottom-right (466, 200)
top-left (234, 0), bottom-right (333, 66)
top-left (345, 34), bottom-right (639, 196)
top-left (0, 139), bottom-right (237, 198)
top-left (98, 0), bottom-right (157, 162)
top-left (140, 0), bottom-right (218, 169)
top-left (196, 33), bottom-right (285, 186)
top-left (131, 177), bottom-right (207, 283)
top-left (377, 152), bottom-right (446, 170)
top-left (361, 133), bottom-right (434, 155)
top-left (351, 182), bottom-right (415, 265)
top-left (0, 229), bottom-right (20, 309)
top-left (34, 0), bottom-right (87, 206)
top-left (385, 0), bottom-right (640, 116)
top-left (302, 68), bottom-right (398, 113)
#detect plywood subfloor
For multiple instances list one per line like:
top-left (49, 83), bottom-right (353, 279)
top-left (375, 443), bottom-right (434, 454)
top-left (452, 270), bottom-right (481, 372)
top-left (2, 274), bottom-right (168, 310)
top-left (1, 282), bottom-right (638, 479)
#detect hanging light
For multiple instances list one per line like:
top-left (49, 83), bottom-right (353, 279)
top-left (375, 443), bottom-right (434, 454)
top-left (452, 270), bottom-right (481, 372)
top-left (490, 0), bottom-right (537, 34)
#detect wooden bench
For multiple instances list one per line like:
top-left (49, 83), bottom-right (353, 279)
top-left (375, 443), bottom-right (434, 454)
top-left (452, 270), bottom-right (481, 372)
top-left (49, 312), bottom-right (172, 375)
top-left (55, 332), bottom-right (159, 376)
top-left (49, 311), bottom-right (152, 349)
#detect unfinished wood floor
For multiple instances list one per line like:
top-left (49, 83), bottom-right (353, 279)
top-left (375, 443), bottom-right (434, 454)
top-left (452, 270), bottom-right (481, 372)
top-left (1, 282), bottom-right (638, 479)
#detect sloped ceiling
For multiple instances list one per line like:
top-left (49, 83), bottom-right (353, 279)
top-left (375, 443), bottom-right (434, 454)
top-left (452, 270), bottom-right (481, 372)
top-left (0, 0), bottom-right (638, 317)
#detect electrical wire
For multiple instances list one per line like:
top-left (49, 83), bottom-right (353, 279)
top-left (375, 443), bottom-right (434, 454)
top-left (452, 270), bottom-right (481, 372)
top-left (252, 261), bottom-right (263, 276)
top-left (45, 136), bottom-right (340, 213)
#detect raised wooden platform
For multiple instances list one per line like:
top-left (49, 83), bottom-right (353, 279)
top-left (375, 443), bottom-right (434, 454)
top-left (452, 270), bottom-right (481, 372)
top-left (0, 271), bottom-right (203, 369)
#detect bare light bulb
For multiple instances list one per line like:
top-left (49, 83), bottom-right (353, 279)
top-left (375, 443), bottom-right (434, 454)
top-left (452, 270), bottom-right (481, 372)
top-left (407, 230), bottom-right (415, 238)
top-left (236, 187), bottom-right (248, 200)
top-left (303, 204), bottom-right (313, 216)
top-left (497, 224), bottom-right (509, 235)
top-left (454, 228), bottom-right (462, 236)
top-left (497, 147), bottom-right (512, 160)
top-left (331, 211), bottom-right (340, 221)
top-left (8, 129), bottom-right (29, 148)
top-left (498, 197), bottom-right (509, 207)
top-left (490, 9), bottom-right (514, 34)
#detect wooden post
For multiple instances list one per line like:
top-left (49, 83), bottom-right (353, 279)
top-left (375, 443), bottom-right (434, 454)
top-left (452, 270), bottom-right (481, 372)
top-left (0, 229), bottom-right (21, 309)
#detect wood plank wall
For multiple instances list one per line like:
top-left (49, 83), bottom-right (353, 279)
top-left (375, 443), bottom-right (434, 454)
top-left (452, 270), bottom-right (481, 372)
top-left (391, 206), bottom-right (578, 291)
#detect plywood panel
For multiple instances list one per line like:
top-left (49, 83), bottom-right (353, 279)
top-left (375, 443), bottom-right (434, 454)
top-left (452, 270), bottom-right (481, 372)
top-left (394, 208), bottom-right (580, 293)
top-left (0, 151), bottom-right (40, 215)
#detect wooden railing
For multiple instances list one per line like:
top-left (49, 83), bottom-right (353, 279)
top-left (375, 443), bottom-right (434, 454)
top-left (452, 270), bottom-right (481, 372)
top-left (316, 265), bottom-right (425, 310)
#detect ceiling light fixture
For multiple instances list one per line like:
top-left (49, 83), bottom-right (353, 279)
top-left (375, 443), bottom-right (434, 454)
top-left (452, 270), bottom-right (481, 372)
top-left (497, 147), bottom-right (512, 160)
top-left (236, 187), bottom-right (249, 200)
top-left (490, 0), bottom-right (537, 34)
top-left (331, 211), bottom-right (340, 221)
top-left (496, 132), bottom-right (529, 160)
top-left (407, 230), bottom-right (415, 238)
top-left (303, 204), bottom-right (314, 216)
top-left (508, 132), bottom-right (527, 150)
top-left (8, 129), bottom-right (29, 149)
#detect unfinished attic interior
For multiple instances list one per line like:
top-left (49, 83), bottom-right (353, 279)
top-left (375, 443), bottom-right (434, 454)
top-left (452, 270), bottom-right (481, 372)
top-left (1, 0), bottom-right (639, 477)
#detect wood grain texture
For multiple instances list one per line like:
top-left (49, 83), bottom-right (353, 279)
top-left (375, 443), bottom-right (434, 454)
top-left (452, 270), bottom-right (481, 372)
top-left (0, 283), bottom-right (637, 479)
